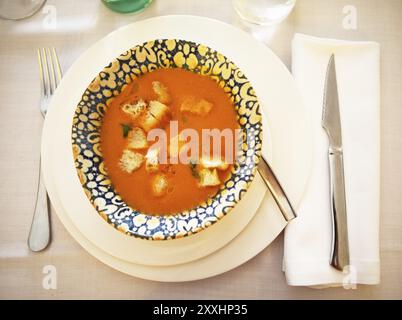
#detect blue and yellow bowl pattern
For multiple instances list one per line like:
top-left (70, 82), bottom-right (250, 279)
top-left (72, 39), bottom-right (262, 240)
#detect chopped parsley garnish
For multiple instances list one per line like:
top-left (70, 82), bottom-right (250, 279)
top-left (120, 123), bottom-right (132, 138)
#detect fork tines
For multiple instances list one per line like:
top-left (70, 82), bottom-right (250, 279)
top-left (37, 48), bottom-right (62, 98)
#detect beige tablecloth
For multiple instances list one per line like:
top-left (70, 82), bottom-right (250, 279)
top-left (0, 0), bottom-right (401, 299)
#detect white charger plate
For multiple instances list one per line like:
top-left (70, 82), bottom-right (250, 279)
top-left (42, 16), bottom-right (313, 279)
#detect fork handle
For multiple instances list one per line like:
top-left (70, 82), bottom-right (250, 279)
top-left (28, 157), bottom-right (50, 252)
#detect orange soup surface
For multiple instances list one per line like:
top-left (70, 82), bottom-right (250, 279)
top-left (100, 68), bottom-right (239, 215)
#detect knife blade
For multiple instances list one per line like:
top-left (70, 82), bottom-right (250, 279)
top-left (322, 54), bottom-right (350, 271)
top-left (258, 156), bottom-right (297, 222)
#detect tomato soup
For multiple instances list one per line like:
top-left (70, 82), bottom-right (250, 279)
top-left (100, 68), bottom-right (239, 215)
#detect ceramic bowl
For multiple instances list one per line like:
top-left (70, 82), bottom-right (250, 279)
top-left (71, 39), bottom-right (262, 240)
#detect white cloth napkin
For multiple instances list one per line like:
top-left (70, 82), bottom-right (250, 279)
top-left (283, 34), bottom-right (381, 287)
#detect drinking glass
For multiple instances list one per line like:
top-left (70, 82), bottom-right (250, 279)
top-left (0, 0), bottom-right (46, 20)
top-left (102, 0), bottom-right (152, 14)
top-left (233, 0), bottom-right (296, 26)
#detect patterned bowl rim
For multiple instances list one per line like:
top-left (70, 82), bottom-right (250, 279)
top-left (71, 39), bottom-right (263, 240)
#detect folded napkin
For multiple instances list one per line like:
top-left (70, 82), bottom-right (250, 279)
top-left (283, 34), bottom-right (381, 287)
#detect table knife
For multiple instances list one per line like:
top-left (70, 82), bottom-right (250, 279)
top-left (322, 54), bottom-right (350, 271)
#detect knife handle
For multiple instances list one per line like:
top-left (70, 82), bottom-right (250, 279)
top-left (258, 156), bottom-right (297, 222)
top-left (328, 149), bottom-right (350, 271)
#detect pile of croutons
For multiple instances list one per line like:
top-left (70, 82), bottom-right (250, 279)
top-left (118, 81), bottom-right (228, 197)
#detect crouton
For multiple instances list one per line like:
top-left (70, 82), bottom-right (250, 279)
top-left (180, 96), bottom-right (213, 117)
top-left (121, 99), bottom-right (146, 119)
top-left (168, 134), bottom-right (186, 158)
top-left (128, 127), bottom-right (148, 149)
top-left (151, 174), bottom-right (168, 197)
top-left (200, 157), bottom-right (229, 170)
top-left (149, 100), bottom-right (170, 122)
top-left (152, 81), bottom-right (171, 104)
top-left (137, 110), bottom-right (158, 132)
top-left (137, 101), bottom-right (170, 132)
top-left (198, 168), bottom-right (221, 187)
top-left (145, 147), bottom-right (159, 173)
top-left (119, 149), bottom-right (144, 173)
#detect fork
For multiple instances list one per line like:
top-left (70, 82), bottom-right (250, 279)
top-left (28, 48), bottom-right (62, 252)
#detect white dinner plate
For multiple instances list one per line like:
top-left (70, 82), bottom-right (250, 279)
top-left (41, 27), bottom-right (272, 266)
top-left (42, 16), bottom-right (313, 280)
